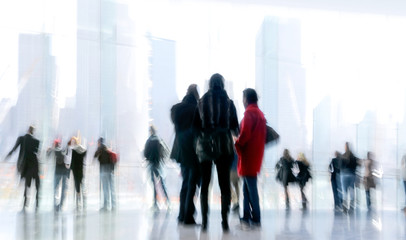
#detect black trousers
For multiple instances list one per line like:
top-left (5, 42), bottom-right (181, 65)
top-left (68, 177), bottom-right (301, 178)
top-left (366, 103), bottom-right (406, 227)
top-left (24, 172), bottom-right (40, 208)
top-left (200, 154), bottom-right (232, 225)
top-left (179, 165), bottom-right (200, 223)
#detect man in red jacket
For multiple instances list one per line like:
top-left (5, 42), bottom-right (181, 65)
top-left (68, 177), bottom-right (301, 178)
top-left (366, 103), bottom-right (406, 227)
top-left (235, 88), bottom-right (266, 230)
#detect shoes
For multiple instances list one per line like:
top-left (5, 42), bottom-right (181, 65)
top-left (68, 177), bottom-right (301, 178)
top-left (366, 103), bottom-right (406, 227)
top-left (201, 223), bottom-right (207, 232)
top-left (239, 219), bottom-right (251, 231)
top-left (99, 207), bottom-right (108, 212)
top-left (251, 222), bottom-right (261, 231)
top-left (221, 221), bottom-right (229, 232)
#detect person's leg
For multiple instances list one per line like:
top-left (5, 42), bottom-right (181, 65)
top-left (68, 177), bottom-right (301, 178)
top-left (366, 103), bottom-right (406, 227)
top-left (109, 169), bottom-right (116, 210)
top-left (34, 174), bottom-right (40, 210)
top-left (341, 174), bottom-right (349, 211)
top-left (156, 170), bottom-right (170, 204)
top-left (284, 185), bottom-right (290, 209)
top-left (335, 173), bottom-right (343, 208)
top-left (184, 166), bottom-right (198, 224)
top-left (403, 180), bottom-right (406, 207)
top-left (349, 174), bottom-right (356, 211)
top-left (178, 165), bottom-right (188, 222)
top-left (200, 161), bottom-right (212, 229)
top-left (366, 189), bottom-right (371, 210)
top-left (100, 167), bottom-right (110, 209)
top-left (150, 168), bottom-right (158, 207)
top-left (241, 178), bottom-right (250, 222)
top-left (230, 170), bottom-right (240, 210)
top-left (216, 157), bottom-right (232, 230)
top-left (245, 176), bottom-right (260, 224)
top-left (54, 173), bottom-right (62, 209)
top-left (60, 173), bottom-right (69, 210)
top-left (300, 185), bottom-right (307, 210)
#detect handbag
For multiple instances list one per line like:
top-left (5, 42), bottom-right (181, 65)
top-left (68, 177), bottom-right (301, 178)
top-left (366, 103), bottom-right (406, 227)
top-left (195, 132), bottom-right (221, 163)
top-left (265, 125), bottom-right (279, 144)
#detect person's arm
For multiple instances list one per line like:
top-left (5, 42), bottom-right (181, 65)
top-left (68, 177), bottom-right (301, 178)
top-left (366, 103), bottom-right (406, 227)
top-left (235, 112), bottom-right (253, 148)
top-left (5, 137), bottom-right (22, 160)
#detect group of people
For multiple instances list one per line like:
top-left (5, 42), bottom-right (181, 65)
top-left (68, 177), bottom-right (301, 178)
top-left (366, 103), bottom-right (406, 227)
top-left (5, 126), bottom-right (117, 213)
top-left (169, 73), bottom-right (269, 232)
top-left (329, 143), bottom-right (379, 213)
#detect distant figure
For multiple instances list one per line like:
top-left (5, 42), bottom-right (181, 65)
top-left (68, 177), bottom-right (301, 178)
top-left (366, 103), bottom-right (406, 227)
top-left (94, 137), bottom-right (116, 211)
top-left (67, 136), bottom-right (87, 211)
top-left (329, 151), bottom-right (342, 211)
top-left (170, 84), bottom-right (200, 224)
top-left (402, 154), bottom-right (406, 211)
top-left (6, 126), bottom-right (40, 212)
top-left (340, 142), bottom-right (359, 213)
top-left (295, 153), bottom-right (312, 210)
top-left (144, 126), bottom-right (170, 210)
top-left (276, 149), bottom-right (296, 210)
top-left (235, 88), bottom-right (266, 230)
top-left (47, 139), bottom-right (69, 212)
top-left (363, 152), bottom-right (377, 211)
top-left (193, 73), bottom-right (239, 231)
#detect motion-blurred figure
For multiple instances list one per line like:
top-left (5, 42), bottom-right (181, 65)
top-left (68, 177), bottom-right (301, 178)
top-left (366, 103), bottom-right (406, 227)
top-left (329, 151), bottom-right (342, 211)
top-left (94, 137), bottom-right (117, 211)
top-left (67, 136), bottom-right (87, 212)
top-left (6, 126), bottom-right (40, 212)
top-left (230, 152), bottom-right (240, 213)
top-left (47, 139), bottom-right (69, 212)
top-left (363, 152), bottom-right (377, 211)
top-left (276, 149), bottom-right (296, 210)
top-left (144, 126), bottom-right (170, 210)
top-left (340, 142), bottom-right (359, 213)
top-left (295, 153), bottom-right (312, 210)
top-left (170, 84), bottom-right (200, 224)
top-left (193, 73), bottom-right (239, 231)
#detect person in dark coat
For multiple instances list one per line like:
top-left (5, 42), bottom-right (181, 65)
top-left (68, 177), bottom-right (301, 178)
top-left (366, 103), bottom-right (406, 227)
top-left (340, 142), bottom-right (359, 213)
top-left (47, 139), bottom-right (69, 212)
top-left (329, 151), bottom-right (342, 211)
top-left (94, 137), bottom-right (116, 211)
top-left (144, 126), bottom-right (170, 210)
top-left (295, 153), bottom-right (312, 210)
top-left (276, 149), bottom-right (296, 210)
top-left (170, 84), bottom-right (200, 224)
top-left (6, 126), bottom-right (40, 212)
top-left (67, 137), bottom-right (87, 211)
top-left (193, 73), bottom-right (239, 231)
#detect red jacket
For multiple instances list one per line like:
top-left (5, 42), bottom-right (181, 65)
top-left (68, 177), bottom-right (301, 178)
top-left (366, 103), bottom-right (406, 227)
top-left (235, 104), bottom-right (266, 177)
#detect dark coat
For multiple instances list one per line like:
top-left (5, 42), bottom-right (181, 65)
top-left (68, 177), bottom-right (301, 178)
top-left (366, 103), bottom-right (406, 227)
top-left (47, 147), bottom-right (69, 176)
top-left (71, 147), bottom-right (86, 181)
top-left (341, 151), bottom-right (358, 174)
top-left (193, 88), bottom-right (239, 162)
top-left (276, 157), bottom-right (296, 186)
top-left (170, 93), bottom-right (199, 167)
top-left (144, 135), bottom-right (167, 169)
top-left (296, 161), bottom-right (312, 187)
top-left (8, 134), bottom-right (40, 179)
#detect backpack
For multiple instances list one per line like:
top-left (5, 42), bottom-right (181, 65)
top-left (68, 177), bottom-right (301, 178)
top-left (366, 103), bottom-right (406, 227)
top-left (108, 149), bottom-right (118, 164)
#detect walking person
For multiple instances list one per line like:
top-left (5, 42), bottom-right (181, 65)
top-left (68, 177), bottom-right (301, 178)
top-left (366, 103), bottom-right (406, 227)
top-left (295, 153), bottom-right (312, 210)
top-left (276, 149), bottom-right (296, 210)
top-left (170, 84), bottom-right (200, 224)
top-left (94, 137), bottom-right (117, 211)
top-left (144, 126), bottom-right (171, 211)
top-left (363, 151), bottom-right (377, 211)
top-left (5, 126), bottom-right (41, 212)
top-left (329, 151), bottom-right (342, 211)
top-left (194, 73), bottom-right (239, 231)
top-left (235, 88), bottom-right (266, 230)
top-left (47, 139), bottom-right (69, 212)
top-left (67, 136), bottom-right (87, 212)
top-left (340, 142), bottom-right (359, 214)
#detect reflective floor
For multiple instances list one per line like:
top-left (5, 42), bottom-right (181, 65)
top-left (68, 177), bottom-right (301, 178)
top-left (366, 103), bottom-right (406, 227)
top-left (0, 208), bottom-right (405, 240)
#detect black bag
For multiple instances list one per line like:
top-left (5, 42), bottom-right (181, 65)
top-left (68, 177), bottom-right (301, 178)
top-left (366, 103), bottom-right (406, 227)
top-left (195, 132), bottom-right (221, 163)
top-left (265, 125), bottom-right (279, 144)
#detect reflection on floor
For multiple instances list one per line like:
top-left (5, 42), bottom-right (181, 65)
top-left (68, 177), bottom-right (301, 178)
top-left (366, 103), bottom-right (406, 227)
top-left (0, 208), bottom-right (405, 240)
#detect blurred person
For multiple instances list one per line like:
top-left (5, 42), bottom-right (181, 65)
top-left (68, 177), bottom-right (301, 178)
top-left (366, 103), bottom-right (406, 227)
top-left (275, 149), bottom-right (296, 210)
top-left (46, 139), bottom-right (69, 212)
top-left (230, 152), bottom-right (240, 213)
top-left (170, 84), bottom-right (200, 224)
top-left (235, 88), bottom-right (266, 230)
top-left (295, 153), bottom-right (312, 210)
top-left (402, 154), bottom-right (406, 211)
top-left (193, 73), bottom-right (239, 231)
top-left (144, 125), bottom-right (171, 211)
top-left (329, 151), bottom-right (343, 211)
top-left (5, 126), bottom-right (40, 212)
top-left (94, 137), bottom-right (117, 211)
top-left (363, 152), bottom-right (377, 211)
top-left (67, 136), bottom-right (87, 212)
top-left (340, 142), bottom-right (359, 213)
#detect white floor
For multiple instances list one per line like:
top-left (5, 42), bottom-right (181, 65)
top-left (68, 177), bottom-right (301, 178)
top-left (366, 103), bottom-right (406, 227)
top-left (0, 208), bottom-right (405, 240)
